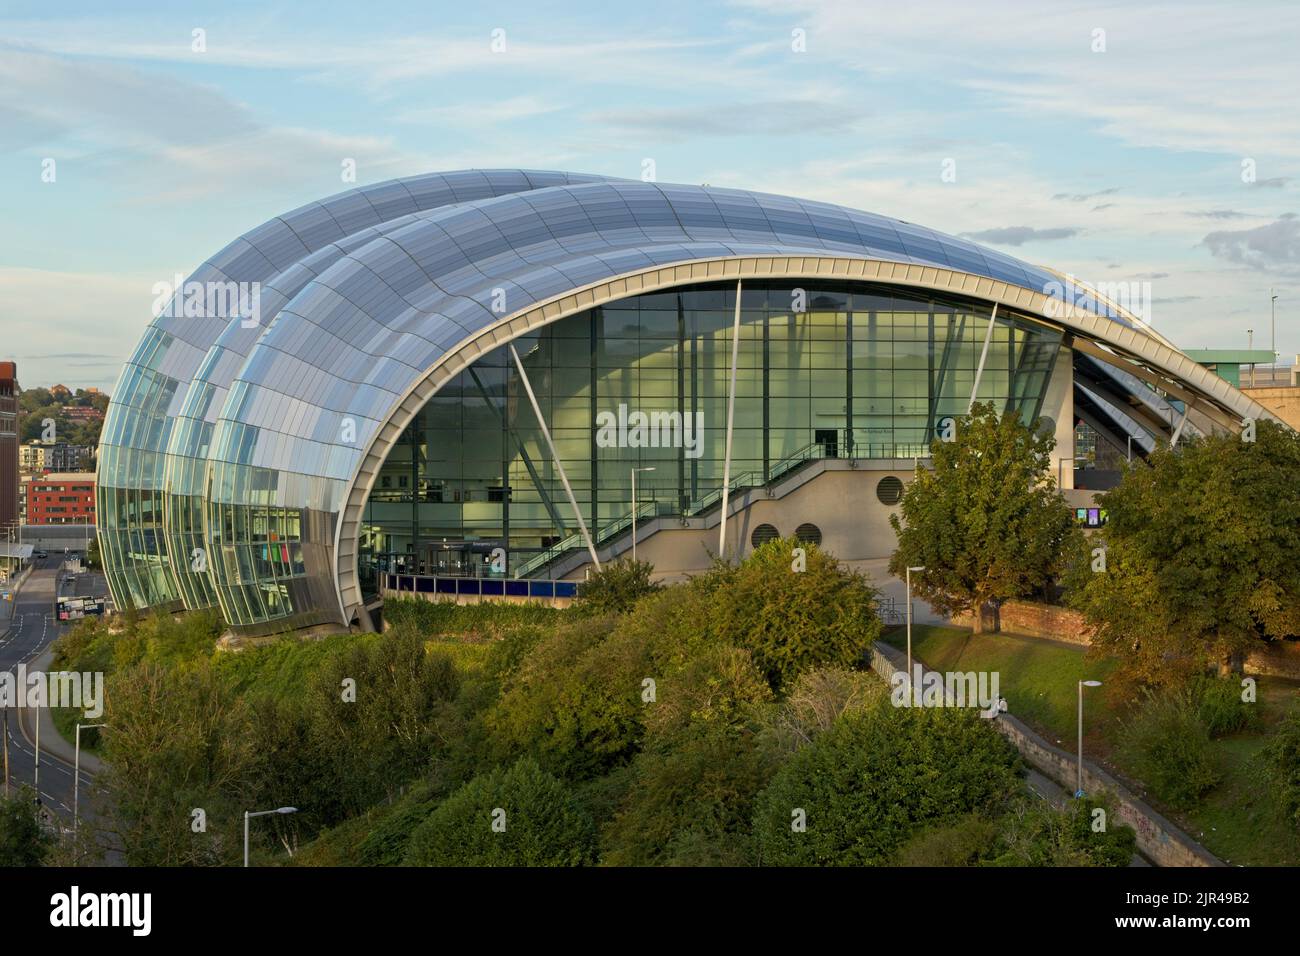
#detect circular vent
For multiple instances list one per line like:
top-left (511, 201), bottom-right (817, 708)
top-left (794, 523), bottom-right (822, 546)
top-left (876, 476), bottom-right (904, 506)
top-left (750, 524), bottom-right (780, 548)
top-left (1035, 416), bottom-right (1056, 439)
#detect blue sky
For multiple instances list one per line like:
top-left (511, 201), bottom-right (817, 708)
top-left (1, 0), bottom-right (1297, 389)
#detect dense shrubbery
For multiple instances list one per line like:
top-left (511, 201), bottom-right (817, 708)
top-left (1115, 689), bottom-right (1222, 810)
top-left (1264, 711), bottom-right (1300, 831)
top-left (0, 787), bottom-right (53, 867)
top-left (574, 558), bottom-right (662, 615)
top-left (600, 722), bottom-right (776, 866)
top-left (69, 540), bottom-right (1152, 867)
top-left (403, 758), bottom-right (596, 866)
top-left (707, 538), bottom-right (882, 690)
top-left (984, 795), bottom-right (1136, 867)
top-left (82, 623), bottom-right (463, 864)
top-left (752, 703), bottom-right (1022, 865)
top-left (1185, 675), bottom-right (1258, 737)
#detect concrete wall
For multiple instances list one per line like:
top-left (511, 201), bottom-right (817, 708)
top-left (1241, 385), bottom-right (1300, 431)
top-left (576, 464), bottom-right (915, 580)
top-left (866, 640), bottom-right (1223, 867)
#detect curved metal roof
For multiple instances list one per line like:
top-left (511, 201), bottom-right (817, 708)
top-left (105, 167), bottom-right (1246, 633)
top-left (204, 177), bottom-right (1135, 513)
top-left (98, 169), bottom-right (611, 610)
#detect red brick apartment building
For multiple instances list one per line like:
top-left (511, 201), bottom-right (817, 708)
top-left (0, 361), bottom-right (18, 532)
top-left (27, 471), bottom-right (96, 525)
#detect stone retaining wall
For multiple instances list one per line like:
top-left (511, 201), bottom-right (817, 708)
top-left (952, 600), bottom-right (1300, 678)
top-left (867, 640), bottom-right (1223, 867)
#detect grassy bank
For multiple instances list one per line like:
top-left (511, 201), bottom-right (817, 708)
top-left (882, 624), bottom-right (1300, 866)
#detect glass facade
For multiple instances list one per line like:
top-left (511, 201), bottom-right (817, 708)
top-left (97, 168), bottom-right (1167, 638)
top-left (358, 281), bottom-right (1061, 586)
top-left (98, 170), bottom-right (612, 615)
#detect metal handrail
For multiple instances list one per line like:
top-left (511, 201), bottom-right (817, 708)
top-left (509, 436), bottom-right (936, 577)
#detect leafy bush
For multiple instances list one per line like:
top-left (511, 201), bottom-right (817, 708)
top-left (1115, 689), bottom-right (1222, 809)
top-left (1186, 675), bottom-right (1257, 737)
top-left (763, 667), bottom-right (886, 754)
top-left (752, 703), bottom-right (1021, 865)
top-left (1263, 710), bottom-right (1300, 831)
top-left (0, 787), bottom-right (53, 867)
top-left (894, 813), bottom-right (1000, 866)
top-left (384, 597), bottom-right (559, 639)
top-left (600, 723), bottom-right (778, 866)
top-left (482, 615), bottom-right (642, 778)
top-left (103, 661), bottom-right (258, 866)
top-left (404, 758), bottom-right (596, 866)
top-left (643, 644), bottom-right (773, 742)
top-left (575, 559), bottom-right (662, 615)
top-left (707, 537), bottom-right (881, 691)
top-left (354, 786), bottom-right (443, 866)
top-left (302, 630), bottom-right (461, 817)
top-left (989, 796), bottom-right (1136, 867)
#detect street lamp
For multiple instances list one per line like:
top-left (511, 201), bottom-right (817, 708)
top-left (74, 721), bottom-right (106, 839)
top-left (630, 467), bottom-right (656, 564)
top-left (244, 806), bottom-right (298, 867)
top-left (1272, 289), bottom-right (1279, 367)
top-left (1077, 680), bottom-right (1103, 796)
top-left (906, 566), bottom-right (925, 704)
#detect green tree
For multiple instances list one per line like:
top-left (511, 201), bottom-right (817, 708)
top-left (575, 558), bottom-right (662, 615)
top-left (1068, 421), bottom-right (1300, 679)
top-left (483, 614), bottom-right (645, 779)
top-left (752, 702), bottom-right (1021, 865)
top-left (889, 403), bottom-right (1078, 632)
top-left (404, 757), bottom-right (597, 866)
top-left (707, 537), bottom-right (881, 691)
top-left (304, 631), bottom-right (461, 817)
top-left (102, 661), bottom-right (258, 866)
top-left (0, 787), bottom-right (53, 866)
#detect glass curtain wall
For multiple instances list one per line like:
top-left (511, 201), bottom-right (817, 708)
top-left (359, 281), bottom-right (1062, 587)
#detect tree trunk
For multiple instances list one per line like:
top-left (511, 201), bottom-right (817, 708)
top-left (1218, 650), bottom-right (1246, 677)
top-left (973, 601), bottom-right (1001, 634)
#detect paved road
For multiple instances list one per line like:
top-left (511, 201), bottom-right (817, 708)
top-left (0, 555), bottom-right (107, 823)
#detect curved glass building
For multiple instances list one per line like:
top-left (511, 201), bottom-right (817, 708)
top-left (98, 170), bottom-right (1278, 636)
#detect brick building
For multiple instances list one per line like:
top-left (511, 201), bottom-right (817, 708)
top-left (26, 471), bottom-right (96, 526)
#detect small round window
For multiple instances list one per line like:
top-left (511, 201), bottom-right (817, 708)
top-left (794, 523), bottom-right (822, 546)
top-left (876, 476), bottom-right (904, 506)
top-left (750, 524), bottom-right (780, 548)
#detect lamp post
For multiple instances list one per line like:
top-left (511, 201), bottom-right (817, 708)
top-left (630, 467), bottom-right (655, 564)
top-left (74, 721), bottom-right (106, 839)
top-left (1271, 289), bottom-right (1278, 368)
top-left (244, 807), bottom-right (298, 867)
top-left (1077, 680), bottom-right (1103, 796)
top-left (906, 566), bottom-right (925, 704)
top-left (33, 698), bottom-right (39, 803)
